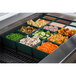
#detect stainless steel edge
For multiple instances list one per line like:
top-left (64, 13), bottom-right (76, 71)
top-left (60, 48), bottom-right (76, 63)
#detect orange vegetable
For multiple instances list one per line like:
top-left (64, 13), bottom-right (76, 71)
top-left (38, 19), bottom-right (50, 24)
top-left (47, 34), bottom-right (68, 44)
top-left (36, 42), bottom-right (58, 54)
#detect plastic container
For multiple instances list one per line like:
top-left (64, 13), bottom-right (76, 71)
top-left (42, 15), bottom-right (57, 21)
top-left (26, 17), bottom-right (51, 28)
top-left (42, 24), bottom-right (61, 33)
top-left (16, 41), bottom-right (33, 55)
top-left (16, 34), bottom-right (42, 56)
top-left (49, 22), bottom-right (67, 28)
top-left (47, 32), bottom-right (70, 45)
top-left (15, 24), bottom-right (38, 35)
top-left (57, 19), bottom-right (70, 24)
top-left (32, 40), bottom-right (59, 59)
top-left (32, 41), bottom-right (49, 59)
top-left (32, 28), bottom-right (55, 41)
top-left (54, 17), bottom-right (72, 26)
top-left (1, 30), bottom-right (25, 49)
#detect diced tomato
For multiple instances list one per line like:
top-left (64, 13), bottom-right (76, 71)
top-left (66, 28), bottom-right (69, 31)
top-left (63, 29), bottom-right (66, 32)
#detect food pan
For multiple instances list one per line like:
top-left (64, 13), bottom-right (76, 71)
top-left (16, 34), bottom-right (42, 56)
top-left (32, 39), bottom-right (59, 59)
top-left (1, 30), bottom-right (25, 49)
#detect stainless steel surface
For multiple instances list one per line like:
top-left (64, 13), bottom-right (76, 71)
top-left (0, 13), bottom-right (33, 30)
top-left (63, 49), bottom-right (76, 63)
top-left (39, 35), bottom-right (76, 63)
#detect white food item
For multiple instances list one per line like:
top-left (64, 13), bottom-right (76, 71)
top-left (65, 26), bottom-right (76, 30)
top-left (19, 35), bottom-right (41, 47)
top-left (70, 22), bottom-right (76, 26)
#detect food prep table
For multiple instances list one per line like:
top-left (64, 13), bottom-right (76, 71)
top-left (0, 13), bottom-right (76, 63)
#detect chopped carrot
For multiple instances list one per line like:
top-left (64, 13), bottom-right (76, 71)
top-left (36, 42), bottom-right (58, 54)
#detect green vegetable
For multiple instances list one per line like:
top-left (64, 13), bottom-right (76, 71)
top-left (40, 32), bottom-right (45, 36)
top-left (46, 31), bottom-right (51, 35)
top-left (46, 34), bottom-right (50, 37)
top-left (6, 33), bottom-right (24, 41)
top-left (32, 30), bottom-right (51, 39)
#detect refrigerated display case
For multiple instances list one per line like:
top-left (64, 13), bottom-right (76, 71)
top-left (0, 13), bottom-right (76, 63)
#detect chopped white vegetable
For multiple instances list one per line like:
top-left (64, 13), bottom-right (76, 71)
top-left (19, 35), bottom-right (41, 47)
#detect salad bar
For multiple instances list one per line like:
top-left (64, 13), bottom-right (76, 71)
top-left (0, 13), bottom-right (76, 63)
